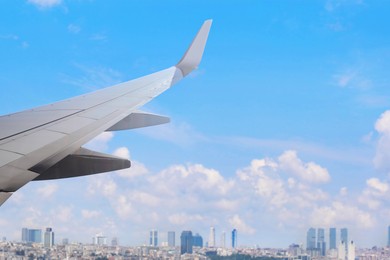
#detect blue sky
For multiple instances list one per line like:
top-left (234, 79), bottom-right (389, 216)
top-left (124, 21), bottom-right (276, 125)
top-left (1, 0), bottom-right (390, 248)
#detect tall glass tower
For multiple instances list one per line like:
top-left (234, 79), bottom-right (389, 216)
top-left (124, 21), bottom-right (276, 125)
top-left (209, 227), bottom-right (215, 247)
top-left (180, 231), bottom-right (193, 254)
top-left (340, 228), bottom-right (348, 257)
top-left (306, 228), bottom-right (316, 250)
top-left (317, 228), bottom-right (326, 256)
top-left (388, 226), bottom-right (390, 247)
top-left (150, 230), bottom-right (158, 247)
top-left (168, 231), bottom-right (175, 247)
top-left (232, 229), bottom-right (237, 248)
top-left (329, 228), bottom-right (336, 249)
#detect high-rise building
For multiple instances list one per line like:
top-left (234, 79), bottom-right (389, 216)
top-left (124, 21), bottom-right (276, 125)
top-left (329, 228), bottom-right (337, 250)
top-left (62, 238), bottom-right (69, 245)
top-left (28, 229), bottom-right (42, 243)
top-left (317, 228), bottom-right (326, 256)
top-left (221, 231), bottom-right (226, 248)
top-left (168, 231), bottom-right (175, 247)
top-left (209, 227), bottom-right (215, 247)
top-left (338, 241), bottom-right (346, 260)
top-left (388, 226), bottom-right (390, 247)
top-left (347, 241), bottom-right (355, 260)
top-left (44, 227), bottom-right (54, 247)
top-left (93, 233), bottom-right (107, 245)
top-left (150, 230), bottom-right (158, 247)
top-left (232, 229), bottom-right (237, 248)
top-left (340, 228), bottom-right (348, 244)
top-left (180, 231), bottom-right (193, 254)
top-left (306, 228), bottom-right (316, 250)
top-left (193, 233), bottom-right (203, 247)
top-left (111, 237), bottom-right (118, 246)
top-left (21, 228), bottom-right (29, 242)
top-left (340, 228), bottom-right (348, 257)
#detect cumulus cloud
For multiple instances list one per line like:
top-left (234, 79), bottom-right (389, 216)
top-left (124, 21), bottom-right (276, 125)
top-left (84, 132), bottom-right (114, 152)
top-left (310, 202), bottom-right (375, 228)
top-left (278, 150), bottom-right (331, 183)
top-left (374, 110), bottom-right (390, 171)
top-left (27, 0), bottom-right (62, 8)
top-left (36, 183), bottom-right (58, 198)
top-left (82, 209), bottom-right (101, 219)
top-left (113, 147), bottom-right (149, 179)
top-left (228, 214), bottom-right (255, 234)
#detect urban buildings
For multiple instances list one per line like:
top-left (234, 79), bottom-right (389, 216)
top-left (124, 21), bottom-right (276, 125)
top-left (330, 227), bottom-right (337, 250)
top-left (317, 228), bottom-right (326, 256)
top-left (149, 230), bottom-right (158, 247)
top-left (92, 234), bottom-right (107, 246)
top-left (340, 228), bottom-right (349, 258)
top-left (21, 228), bottom-right (42, 243)
top-left (220, 231), bottom-right (226, 248)
top-left (306, 228), bottom-right (316, 250)
top-left (167, 231), bottom-right (175, 247)
top-left (180, 231), bottom-right (193, 254)
top-left (388, 225), bottom-right (390, 247)
top-left (208, 227), bottom-right (215, 247)
top-left (193, 233), bottom-right (203, 247)
top-left (232, 229), bottom-right (237, 248)
top-left (43, 228), bottom-right (54, 248)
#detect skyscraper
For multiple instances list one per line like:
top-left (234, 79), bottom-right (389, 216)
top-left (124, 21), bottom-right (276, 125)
top-left (329, 228), bottom-right (336, 250)
top-left (180, 231), bottom-right (193, 254)
top-left (28, 229), bottom-right (42, 243)
top-left (388, 226), bottom-right (390, 247)
top-left (306, 228), bottom-right (316, 250)
top-left (221, 231), bottom-right (226, 248)
top-left (168, 231), bottom-right (175, 247)
top-left (317, 228), bottom-right (326, 256)
top-left (209, 227), bottom-right (215, 247)
top-left (232, 229), bottom-right (237, 248)
top-left (193, 233), bottom-right (203, 247)
top-left (21, 228), bottom-right (29, 243)
top-left (340, 228), bottom-right (348, 258)
top-left (347, 241), bottom-right (355, 260)
top-left (150, 230), bottom-right (158, 247)
top-left (44, 228), bottom-right (54, 248)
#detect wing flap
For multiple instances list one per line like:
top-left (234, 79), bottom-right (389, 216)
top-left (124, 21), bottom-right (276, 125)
top-left (32, 147), bottom-right (130, 181)
top-left (107, 111), bottom-right (170, 131)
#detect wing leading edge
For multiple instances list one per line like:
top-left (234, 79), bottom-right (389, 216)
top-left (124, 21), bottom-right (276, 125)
top-left (0, 20), bottom-right (212, 206)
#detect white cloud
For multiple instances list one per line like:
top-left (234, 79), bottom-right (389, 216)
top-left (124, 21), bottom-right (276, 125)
top-left (366, 178), bottom-right (389, 194)
top-left (278, 150), bottom-right (330, 183)
top-left (68, 24), bottom-right (81, 34)
top-left (228, 214), bottom-right (255, 235)
top-left (310, 202), bottom-right (374, 228)
top-left (136, 122), bottom-right (207, 147)
top-left (168, 213), bottom-right (204, 226)
top-left (27, 0), bottom-right (62, 8)
top-left (84, 132), bottom-right (114, 152)
top-left (374, 110), bottom-right (390, 170)
top-left (36, 183), bottom-right (58, 198)
top-left (333, 69), bottom-right (372, 89)
top-left (81, 209), bottom-right (101, 219)
top-left (113, 147), bottom-right (149, 179)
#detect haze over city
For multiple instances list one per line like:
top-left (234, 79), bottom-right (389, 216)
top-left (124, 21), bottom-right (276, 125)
top-left (1, 0), bottom-right (390, 249)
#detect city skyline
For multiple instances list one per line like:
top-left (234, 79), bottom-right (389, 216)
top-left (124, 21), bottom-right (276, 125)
top-left (1, 0), bottom-right (390, 248)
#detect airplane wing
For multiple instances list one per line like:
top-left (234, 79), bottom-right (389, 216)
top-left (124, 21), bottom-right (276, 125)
top-left (0, 20), bottom-right (212, 206)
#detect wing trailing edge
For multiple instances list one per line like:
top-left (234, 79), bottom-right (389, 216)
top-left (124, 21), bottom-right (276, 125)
top-left (106, 111), bottom-right (170, 131)
top-left (32, 147), bottom-right (130, 181)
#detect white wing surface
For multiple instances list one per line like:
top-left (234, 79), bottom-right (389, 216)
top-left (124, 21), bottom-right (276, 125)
top-left (0, 20), bottom-right (212, 206)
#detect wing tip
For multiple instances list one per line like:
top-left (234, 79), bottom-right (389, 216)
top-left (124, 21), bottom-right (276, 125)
top-left (176, 19), bottom-right (213, 77)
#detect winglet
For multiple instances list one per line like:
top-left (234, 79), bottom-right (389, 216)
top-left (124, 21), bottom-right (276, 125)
top-left (176, 20), bottom-right (212, 77)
